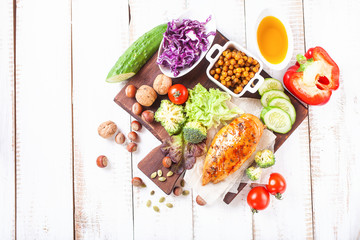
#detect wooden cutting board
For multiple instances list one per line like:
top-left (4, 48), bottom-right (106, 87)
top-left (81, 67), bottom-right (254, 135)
top-left (114, 31), bottom-right (308, 203)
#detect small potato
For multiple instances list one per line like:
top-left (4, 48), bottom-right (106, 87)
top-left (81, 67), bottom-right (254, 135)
top-left (135, 85), bottom-right (157, 107)
top-left (153, 74), bottom-right (172, 95)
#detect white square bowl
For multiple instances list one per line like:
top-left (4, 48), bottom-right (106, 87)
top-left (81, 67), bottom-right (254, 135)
top-left (205, 41), bottom-right (264, 98)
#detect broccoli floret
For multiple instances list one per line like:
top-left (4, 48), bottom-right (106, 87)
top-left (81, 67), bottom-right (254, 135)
top-left (246, 166), bottom-right (262, 181)
top-left (255, 149), bottom-right (275, 168)
top-left (183, 121), bottom-right (207, 143)
top-left (155, 100), bottom-right (186, 135)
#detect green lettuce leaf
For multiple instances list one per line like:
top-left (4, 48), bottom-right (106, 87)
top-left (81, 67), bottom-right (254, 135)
top-left (185, 83), bottom-right (243, 128)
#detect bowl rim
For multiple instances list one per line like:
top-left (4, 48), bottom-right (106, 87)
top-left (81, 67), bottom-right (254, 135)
top-left (205, 40), bottom-right (265, 98)
top-left (157, 8), bottom-right (217, 78)
top-left (254, 8), bottom-right (294, 70)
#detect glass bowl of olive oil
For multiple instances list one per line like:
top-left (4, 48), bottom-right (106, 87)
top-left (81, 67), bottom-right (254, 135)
top-left (255, 9), bottom-right (293, 70)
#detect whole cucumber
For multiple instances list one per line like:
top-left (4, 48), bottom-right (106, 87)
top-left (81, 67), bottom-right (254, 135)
top-left (106, 23), bottom-right (167, 83)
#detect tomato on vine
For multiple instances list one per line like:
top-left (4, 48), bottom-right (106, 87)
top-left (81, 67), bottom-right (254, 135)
top-left (247, 186), bottom-right (270, 213)
top-left (266, 173), bottom-right (287, 200)
top-left (168, 84), bottom-right (188, 105)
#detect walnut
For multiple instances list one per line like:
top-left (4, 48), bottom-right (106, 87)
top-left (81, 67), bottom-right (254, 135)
top-left (153, 74), bottom-right (172, 95)
top-left (98, 120), bottom-right (117, 138)
top-left (135, 85), bottom-right (157, 107)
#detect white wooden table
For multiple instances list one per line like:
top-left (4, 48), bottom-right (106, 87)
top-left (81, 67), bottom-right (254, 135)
top-left (1, 0), bottom-right (360, 239)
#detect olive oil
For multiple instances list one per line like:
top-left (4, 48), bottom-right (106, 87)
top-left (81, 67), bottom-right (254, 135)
top-left (257, 16), bottom-right (288, 64)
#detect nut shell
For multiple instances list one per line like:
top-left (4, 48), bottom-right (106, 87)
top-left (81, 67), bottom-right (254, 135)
top-left (132, 177), bottom-right (145, 187)
top-left (153, 74), bottom-right (172, 95)
top-left (128, 131), bottom-right (138, 142)
top-left (196, 195), bottom-right (207, 206)
top-left (131, 120), bottom-right (142, 131)
top-left (96, 155), bottom-right (108, 168)
top-left (98, 121), bottom-right (117, 138)
top-left (132, 102), bottom-right (143, 115)
top-left (141, 110), bottom-right (154, 123)
top-left (115, 132), bottom-right (126, 144)
top-left (135, 85), bottom-right (157, 107)
top-left (173, 187), bottom-right (183, 196)
top-left (127, 142), bottom-right (137, 152)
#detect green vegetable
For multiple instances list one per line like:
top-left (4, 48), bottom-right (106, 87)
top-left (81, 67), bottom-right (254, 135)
top-left (185, 83), bottom-right (243, 129)
top-left (268, 97), bottom-right (296, 125)
top-left (155, 100), bottom-right (186, 135)
top-left (260, 106), bottom-right (273, 122)
top-left (258, 78), bottom-right (284, 96)
top-left (260, 90), bottom-right (290, 107)
top-left (263, 107), bottom-right (292, 134)
top-left (246, 166), bottom-right (262, 181)
top-left (183, 121), bottom-right (207, 144)
top-left (106, 23), bottom-right (167, 83)
top-left (255, 149), bottom-right (275, 168)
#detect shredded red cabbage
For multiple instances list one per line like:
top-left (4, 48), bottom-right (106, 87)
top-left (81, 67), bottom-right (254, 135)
top-left (157, 16), bottom-right (216, 77)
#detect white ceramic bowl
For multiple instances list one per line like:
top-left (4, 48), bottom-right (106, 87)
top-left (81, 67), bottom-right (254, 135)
top-left (254, 8), bottom-right (293, 70)
top-left (206, 41), bottom-right (264, 98)
top-left (157, 8), bottom-right (216, 78)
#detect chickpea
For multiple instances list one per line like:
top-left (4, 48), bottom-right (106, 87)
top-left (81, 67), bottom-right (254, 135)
top-left (224, 60), bottom-right (230, 66)
top-left (225, 52), bottom-right (232, 59)
top-left (215, 63), bottom-right (220, 68)
top-left (221, 72), bottom-right (227, 77)
top-left (221, 80), bottom-right (226, 85)
top-left (220, 76), bottom-right (225, 81)
top-left (243, 80), bottom-right (249, 85)
top-left (228, 65), bottom-right (234, 70)
top-left (235, 72), bottom-right (241, 78)
top-left (245, 67), bottom-right (250, 72)
top-left (210, 69), bottom-right (215, 75)
top-left (230, 59), bottom-right (236, 65)
top-left (253, 59), bottom-right (258, 65)
top-left (223, 65), bottom-right (228, 72)
top-left (238, 59), bottom-right (244, 65)
top-left (231, 52), bottom-right (236, 58)
top-left (243, 56), bottom-right (248, 61)
top-left (243, 71), bottom-right (249, 77)
top-left (225, 76), bottom-right (231, 82)
top-left (226, 81), bottom-right (231, 87)
top-left (231, 75), bottom-right (236, 80)
top-left (247, 57), bottom-right (253, 63)
top-left (214, 74), bottom-right (219, 80)
top-left (249, 72), bottom-right (255, 78)
top-left (227, 70), bottom-right (233, 76)
top-left (235, 53), bottom-right (241, 60)
top-left (219, 55), bottom-right (224, 60)
top-left (215, 68), bottom-right (221, 74)
top-left (253, 67), bottom-right (259, 73)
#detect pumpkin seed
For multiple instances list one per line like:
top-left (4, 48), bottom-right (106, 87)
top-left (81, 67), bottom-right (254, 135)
top-left (182, 190), bottom-right (190, 196)
top-left (180, 179), bottom-right (185, 187)
top-left (158, 177), bottom-right (166, 182)
top-left (150, 172), bottom-right (157, 179)
top-left (159, 197), bottom-right (165, 203)
top-left (166, 203), bottom-right (173, 208)
top-left (150, 190), bottom-right (155, 195)
top-left (167, 171), bottom-right (174, 177)
top-left (146, 200), bottom-right (151, 207)
top-left (157, 170), bottom-right (163, 177)
top-left (153, 206), bottom-right (160, 212)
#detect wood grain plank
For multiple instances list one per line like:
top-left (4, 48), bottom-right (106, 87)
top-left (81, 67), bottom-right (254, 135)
top-left (0, 0), bottom-right (15, 239)
top-left (245, 0), bottom-right (313, 239)
top-left (128, 1), bottom-right (194, 239)
top-left (15, 0), bottom-right (73, 238)
top-left (303, 0), bottom-right (360, 239)
top-left (71, 0), bottom-right (133, 239)
top-left (186, 1), bottom-right (253, 239)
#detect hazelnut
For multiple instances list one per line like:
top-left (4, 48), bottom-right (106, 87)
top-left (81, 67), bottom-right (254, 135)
top-left (125, 85), bottom-right (137, 98)
top-left (132, 102), bottom-right (143, 115)
top-left (196, 195), bottom-right (207, 206)
top-left (135, 85), bottom-right (157, 107)
top-left (115, 132), bottom-right (126, 144)
top-left (127, 142), bottom-right (137, 152)
top-left (131, 120), bottom-right (142, 131)
top-left (96, 155), bottom-right (108, 168)
top-left (132, 177), bottom-right (146, 187)
top-left (128, 131), bottom-right (138, 141)
top-left (162, 156), bottom-right (172, 168)
top-left (173, 186), bottom-right (183, 196)
top-left (141, 110), bottom-right (154, 123)
top-left (98, 120), bottom-right (117, 138)
top-left (153, 74), bottom-right (172, 95)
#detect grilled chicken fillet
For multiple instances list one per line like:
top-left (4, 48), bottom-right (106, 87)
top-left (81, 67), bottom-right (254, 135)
top-left (202, 114), bottom-right (264, 185)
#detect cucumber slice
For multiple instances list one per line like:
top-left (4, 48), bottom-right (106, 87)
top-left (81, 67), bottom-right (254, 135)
top-left (263, 107), bottom-right (292, 134)
top-left (261, 90), bottom-right (290, 107)
top-left (260, 106), bottom-right (274, 122)
top-left (258, 78), bottom-right (285, 96)
top-left (268, 97), bottom-right (296, 125)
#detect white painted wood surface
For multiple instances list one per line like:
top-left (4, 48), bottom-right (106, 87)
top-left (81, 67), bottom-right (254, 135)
top-left (1, 0), bottom-right (360, 239)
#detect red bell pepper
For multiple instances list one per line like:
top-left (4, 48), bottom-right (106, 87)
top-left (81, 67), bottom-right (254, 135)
top-left (283, 46), bottom-right (340, 105)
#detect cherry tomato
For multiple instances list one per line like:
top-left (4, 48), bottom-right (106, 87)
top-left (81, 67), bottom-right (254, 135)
top-left (168, 84), bottom-right (188, 105)
top-left (266, 173), bottom-right (287, 200)
top-left (247, 186), bottom-right (270, 213)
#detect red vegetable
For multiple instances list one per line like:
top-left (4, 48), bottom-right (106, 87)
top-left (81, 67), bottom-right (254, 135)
top-left (266, 173), bottom-right (287, 200)
top-left (283, 46), bottom-right (339, 105)
top-left (247, 186), bottom-right (270, 213)
top-left (168, 84), bottom-right (188, 105)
